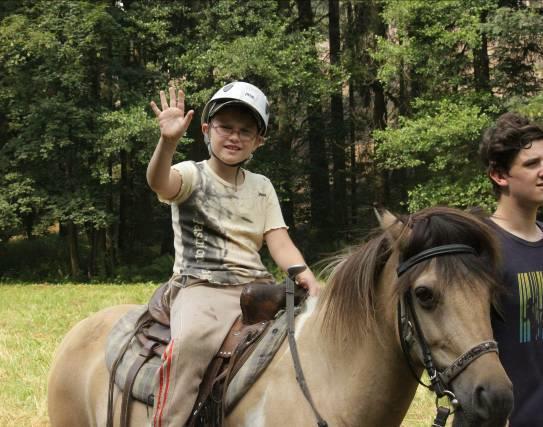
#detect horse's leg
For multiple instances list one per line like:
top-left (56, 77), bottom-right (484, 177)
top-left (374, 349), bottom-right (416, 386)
top-left (48, 305), bottom-right (146, 427)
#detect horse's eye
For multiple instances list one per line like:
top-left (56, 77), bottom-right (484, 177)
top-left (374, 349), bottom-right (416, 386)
top-left (414, 286), bottom-right (435, 307)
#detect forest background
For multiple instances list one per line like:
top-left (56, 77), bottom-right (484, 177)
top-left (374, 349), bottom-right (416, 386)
top-left (1, 0), bottom-right (542, 282)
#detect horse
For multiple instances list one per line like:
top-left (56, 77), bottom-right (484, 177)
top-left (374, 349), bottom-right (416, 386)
top-left (48, 206), bottom-right (513, 426)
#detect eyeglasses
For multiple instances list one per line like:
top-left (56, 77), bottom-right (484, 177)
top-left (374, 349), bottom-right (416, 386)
top-left (211, 124), bottom-right (258, 143)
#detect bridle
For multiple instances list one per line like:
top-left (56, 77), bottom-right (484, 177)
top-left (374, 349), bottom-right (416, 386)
top-left (285, 244), bottom-right (499, 427)
top-left (396, 244), bottom-right (499, 427)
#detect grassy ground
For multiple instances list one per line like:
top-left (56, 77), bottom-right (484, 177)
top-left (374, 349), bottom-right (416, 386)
top-left (0, 283), bottom-right (444, 427)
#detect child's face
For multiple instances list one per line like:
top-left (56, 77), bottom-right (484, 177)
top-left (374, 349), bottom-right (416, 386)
top-left (493, 139), bottom-right (543, 207)
top-left (202, 106), bottom-right (263, 165)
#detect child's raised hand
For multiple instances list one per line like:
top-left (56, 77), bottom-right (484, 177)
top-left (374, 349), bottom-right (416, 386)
top-left (150, 87), bottom-right (194, 145)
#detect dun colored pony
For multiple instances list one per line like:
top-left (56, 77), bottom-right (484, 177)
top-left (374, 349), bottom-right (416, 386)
top-left (48, 207), bottom-right (513, 426)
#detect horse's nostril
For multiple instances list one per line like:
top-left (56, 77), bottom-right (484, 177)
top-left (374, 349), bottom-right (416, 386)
top-left (473, 383), bottom-right (514, 425)
top-left (474, 385), bottom-right (491, 420)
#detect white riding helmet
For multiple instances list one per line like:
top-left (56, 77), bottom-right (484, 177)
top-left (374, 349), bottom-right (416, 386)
top-left (201, 81), bottom-right (270, 135)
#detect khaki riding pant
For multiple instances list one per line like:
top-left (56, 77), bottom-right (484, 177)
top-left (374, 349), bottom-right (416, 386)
top-left (152, 277), bottom-right (244, 427)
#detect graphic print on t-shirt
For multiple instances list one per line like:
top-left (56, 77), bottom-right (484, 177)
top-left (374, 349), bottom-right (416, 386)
top-left (171, 161), bottom-right (283, 284)
top-left (519, 271), bottom-right (543, 343)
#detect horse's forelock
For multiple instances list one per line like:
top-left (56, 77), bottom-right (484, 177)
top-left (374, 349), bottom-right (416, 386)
top-left (397, 207), bottom-right (502, 301)
top-left (405, 207), bottom-right (499, 262)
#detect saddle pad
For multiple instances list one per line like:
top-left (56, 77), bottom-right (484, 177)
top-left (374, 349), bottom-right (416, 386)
top-left (224, 303), bottom-right (303, 413)
top-left (105, 305), bottom-right (161, 405)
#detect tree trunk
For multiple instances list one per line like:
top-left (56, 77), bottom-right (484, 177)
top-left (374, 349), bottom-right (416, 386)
top-left (277, 89), bottom-right (295, 227)
top-left (96, 228), bottom-right (107, 277)
top-left (348, 78), bottom-right (357, 224)
top-left (473, 11), bottom-right (490, 92)
top-left (346, 4), bottom-right (356, 224)
top-left (297, 0), bottom-right (331, 232)
top-left (87, 225), bottom-right (96, 279)
top-left (348, 1), bottom-right (389, 209)
top-left (329, 0), bottom-right (346, 230)
top-left (65, 221), bottom-right (80, 278)
top-left (118, 149), bottom-right (129, 260)
top-left (106, 158), bottom-right (116, 275)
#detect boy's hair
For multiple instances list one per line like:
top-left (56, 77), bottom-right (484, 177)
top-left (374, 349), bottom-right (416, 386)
top-left (479, 112), bottom-right (543, 196)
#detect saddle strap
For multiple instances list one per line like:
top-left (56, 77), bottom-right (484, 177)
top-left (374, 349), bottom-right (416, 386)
top-left (286, 276), bottom-right (328, 427)
top-left (107, 310), bottom-right (151, 427)
top-left (120, 339), bottom-right (158, 427)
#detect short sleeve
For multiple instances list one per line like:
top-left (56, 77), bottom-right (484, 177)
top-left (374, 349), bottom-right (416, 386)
top-left (158, 161), bottom-right (199, 204)
top-left (264, 181), bottom-right (287, 233)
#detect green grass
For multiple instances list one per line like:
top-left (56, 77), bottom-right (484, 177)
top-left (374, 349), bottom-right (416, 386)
top-left (0, 283), bottom-right (444, 426)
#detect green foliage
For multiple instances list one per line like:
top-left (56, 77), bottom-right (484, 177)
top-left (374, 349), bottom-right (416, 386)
top-left (375, 100), bottom-right (492, 171)
top-left (483, 5), bottom-right (543, 95)
top-left (407, 175), bottom-right (496, 213)
top-left (506, 93), bottom-right (543, 124)
top-left (113, 254), bottom-right (174, 283)
top-left (372, 0), bottom-right (543, 212)
top-left (374, 98), bottom-right (495, 210)
top-left (0, 234), bottom-right (68, 281)
top-left (0, 197), bottom-right (19, 241)
top-left (0, 173), bottom-right (47, 240)
top-left (374, 0), bottom-right (497, 97)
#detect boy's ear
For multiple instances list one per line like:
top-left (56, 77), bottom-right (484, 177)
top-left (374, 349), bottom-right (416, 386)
top-left (489, 169), bottom-right (509, 188)
top-left (254, 135), bottom-right (265, 150)
top-left (202, 123), bottom-right (210, 144)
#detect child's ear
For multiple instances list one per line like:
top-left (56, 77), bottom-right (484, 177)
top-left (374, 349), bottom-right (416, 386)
top-left (202, 123), bottom-right (210, 143)
top-left (254, 135), bottom-right (265, 150)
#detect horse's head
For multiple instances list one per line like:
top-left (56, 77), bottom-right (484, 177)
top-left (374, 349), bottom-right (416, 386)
top-left (320, 206), bottom-right (513, 427)
top-left (381, 206), bottom-right (513, 426)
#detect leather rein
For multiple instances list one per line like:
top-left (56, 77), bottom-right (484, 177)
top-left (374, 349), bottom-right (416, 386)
top-left (285, 264), bottom-right (328, 427)
top-left (396, 244), bottom-right (499, 427)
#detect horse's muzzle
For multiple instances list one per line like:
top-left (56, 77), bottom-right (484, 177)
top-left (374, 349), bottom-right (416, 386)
top-left (451, 376), bottom-right (513, 427)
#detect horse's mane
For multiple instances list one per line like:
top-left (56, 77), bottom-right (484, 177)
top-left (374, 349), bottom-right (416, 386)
top-left (317, 206), bottom-right (501, 347)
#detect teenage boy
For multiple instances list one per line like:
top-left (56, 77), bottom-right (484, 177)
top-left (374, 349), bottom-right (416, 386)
top-left (480, 112), bottom-right (543, 427)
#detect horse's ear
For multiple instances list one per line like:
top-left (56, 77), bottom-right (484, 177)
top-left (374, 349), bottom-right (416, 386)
top-left (374, 207), bottom-right (407, 242)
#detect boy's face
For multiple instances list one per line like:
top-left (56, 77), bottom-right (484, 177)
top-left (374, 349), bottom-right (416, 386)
top-left (202, 106), bottom-right (263, 165)
top-left (491, 139), bottom-right (543, 207)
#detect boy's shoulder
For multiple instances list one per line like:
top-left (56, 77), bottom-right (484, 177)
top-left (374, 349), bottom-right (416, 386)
top-left (243, 169), bottom-right (271, 184)
top-left (171, 160), bottom-right (203, 177)
top-left (243, 168), bottom-right (273, 186)
top-left (172, 159), bottom-right (199, 170)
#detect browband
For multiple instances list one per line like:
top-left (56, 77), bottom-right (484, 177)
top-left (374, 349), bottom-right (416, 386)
top-left (397, 244), bottom-right (477, 277)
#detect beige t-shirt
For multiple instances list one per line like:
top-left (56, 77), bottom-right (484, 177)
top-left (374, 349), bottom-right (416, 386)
top-left (162, 160), bottom-right (286, 285)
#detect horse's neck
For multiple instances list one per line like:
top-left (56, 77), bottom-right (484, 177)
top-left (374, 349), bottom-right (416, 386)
top-left (293, 298), bottom-right (420, 425)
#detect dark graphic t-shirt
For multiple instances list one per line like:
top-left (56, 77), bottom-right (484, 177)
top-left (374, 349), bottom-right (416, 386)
top-left (491, 221), bottom-right (543, 427)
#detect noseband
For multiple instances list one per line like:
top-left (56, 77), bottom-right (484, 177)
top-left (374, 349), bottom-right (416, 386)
top-left (396, 244), bottom-right (499, 426)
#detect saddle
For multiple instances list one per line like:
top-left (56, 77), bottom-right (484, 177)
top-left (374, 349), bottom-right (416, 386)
top-left (107, 280), bottom-right (306, 427)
